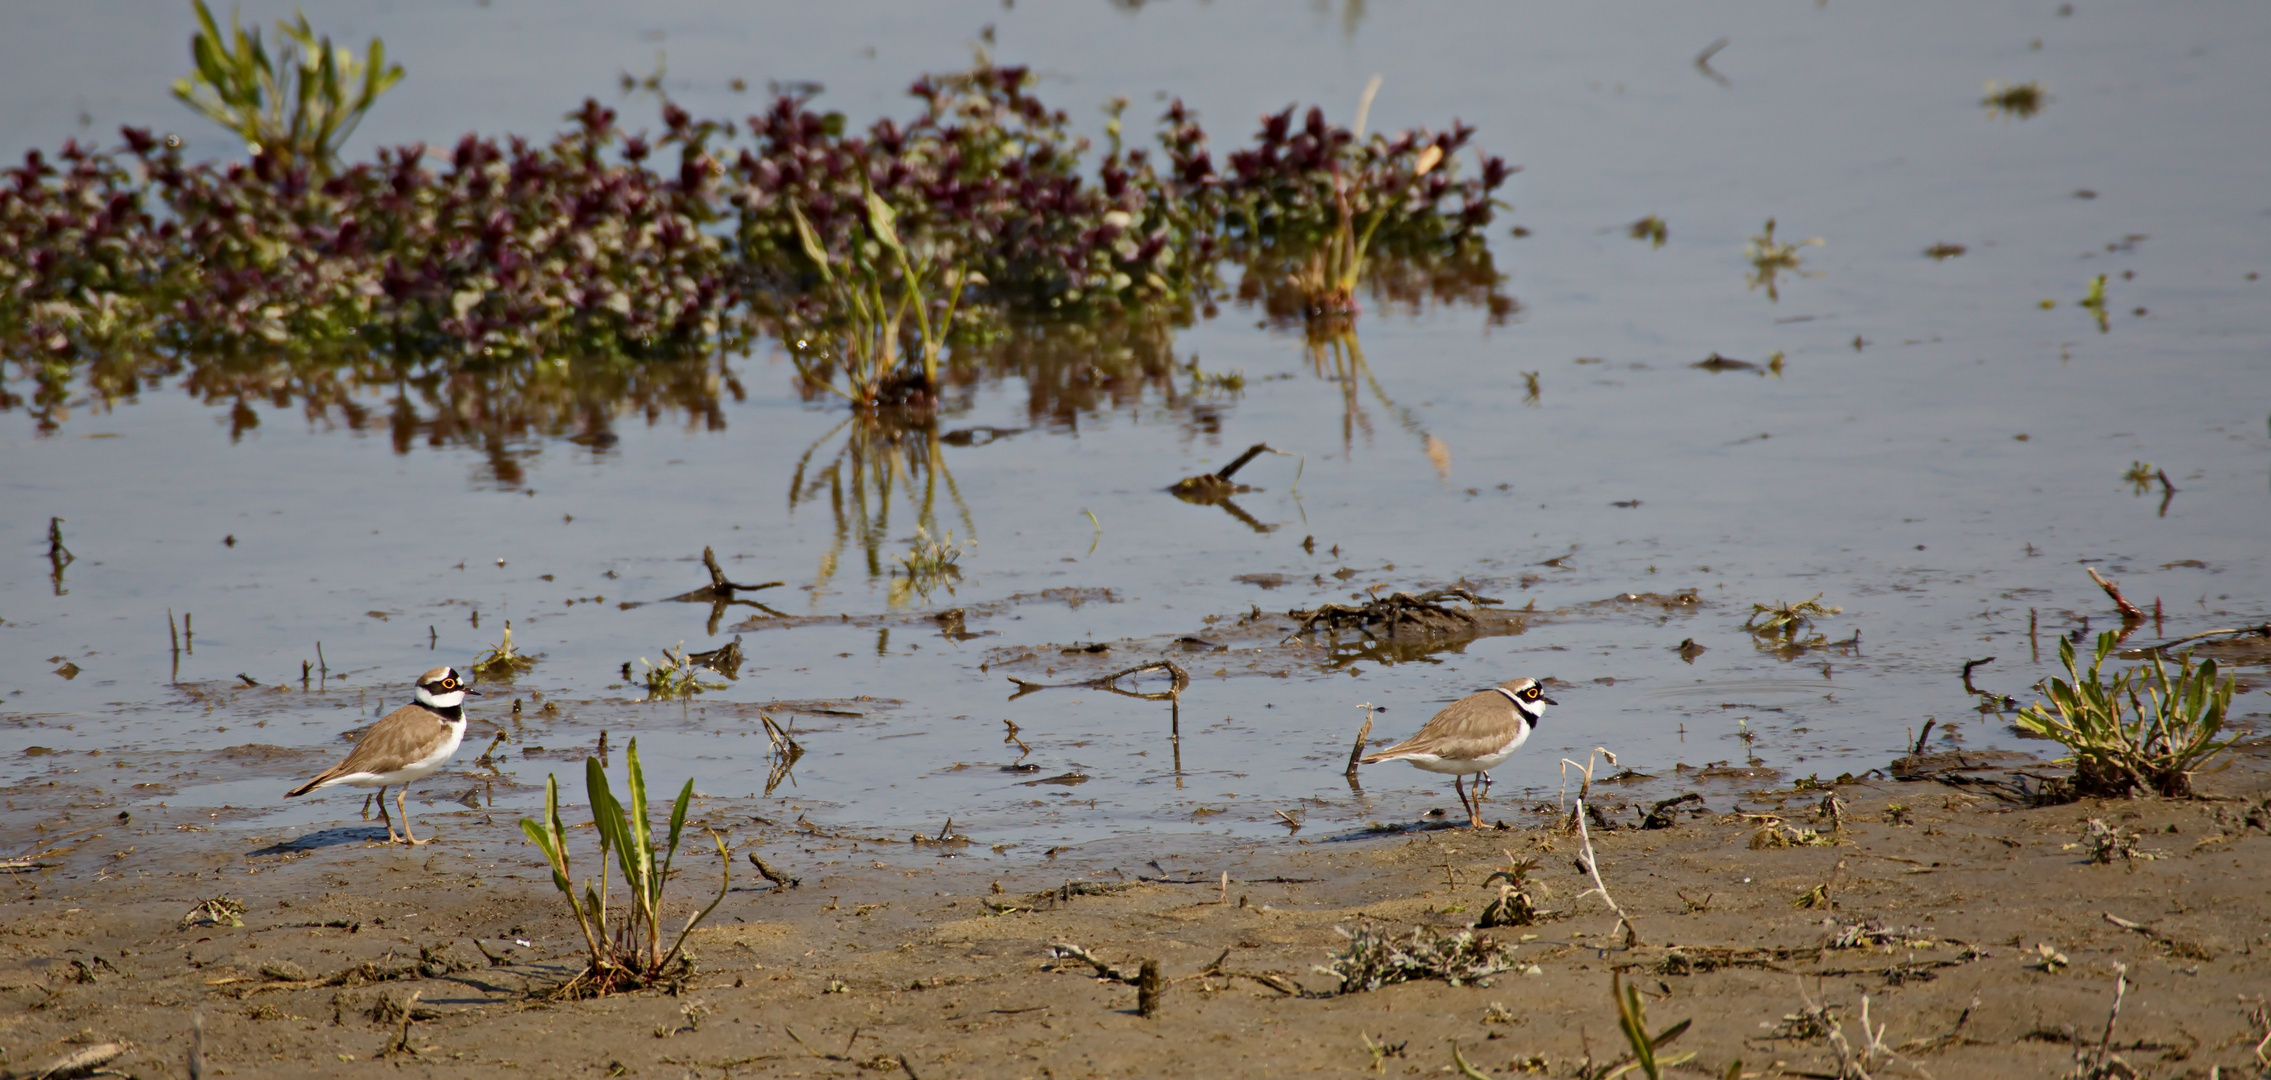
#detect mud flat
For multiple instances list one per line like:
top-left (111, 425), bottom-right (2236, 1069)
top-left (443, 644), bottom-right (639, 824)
top-left (4, 746), bottom-right (2267, 1079)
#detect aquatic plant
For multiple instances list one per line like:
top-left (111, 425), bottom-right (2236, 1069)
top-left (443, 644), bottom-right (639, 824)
top-left (1220, 83), bottom-right (1513, 321)
top-left (638, 643), bottom-right (726, 700)
top-left (2014, 631), bottom-right (2237, 798)
top-left (2080, 272), bottom-right (2110, 332)
top-left (1744, 217), bottom-right (1821, 301)
top-left (4, 26), bottom-right (1516, 421)
top-left (518, 738), bottom-right (729, 996)
top-left (1743, 594), bottom-right (1840, 640)
top-left (782, 189), bottom-right (975, 409)
top-left (470, 619), bottom-right (535, 681)
top-left (172, 0), bottom-right (405, 179)
top-left (1628, 214), bottom-right (1668, 248)
top-left (890, 525), bottom-right (969, 603)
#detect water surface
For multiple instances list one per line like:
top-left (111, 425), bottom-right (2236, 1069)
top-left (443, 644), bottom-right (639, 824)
top-left (5, 1), bottom-right (2268, 856)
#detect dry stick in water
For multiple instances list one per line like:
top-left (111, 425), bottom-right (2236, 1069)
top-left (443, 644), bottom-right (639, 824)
top-left (1345, 703), bottom-right (1376, 777)
top-left (2086, 566), bottom-right (2146, 622)
top-left (684, 546), bottom-right (783, 600)
top-left (1168, 442), bottom-right (1292, 501)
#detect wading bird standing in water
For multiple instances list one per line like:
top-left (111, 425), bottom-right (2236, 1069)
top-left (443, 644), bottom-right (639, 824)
top-left (1360, 677), bottom-right (1555, 828)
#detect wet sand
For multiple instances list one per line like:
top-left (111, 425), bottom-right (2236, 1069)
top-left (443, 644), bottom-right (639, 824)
top-left (6, 748), bottom-right (2267, 1079)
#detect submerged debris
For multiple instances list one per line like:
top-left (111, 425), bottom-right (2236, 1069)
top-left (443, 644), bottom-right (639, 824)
top-left (1169, 442), bottom-right (1291, 503)
top-left (1286, 587), bottom-right (1500, 643)
top-left (667, 547), bottom-right (783, 604)
top-left (1982, 79), bottom-right (2048, 120)
top-left (685, 636), bottom-right (744, 680)
top-left (1627, 214), bottom-right (1668, 248)
top-left (1007, 659), bottom-right (1189, 700)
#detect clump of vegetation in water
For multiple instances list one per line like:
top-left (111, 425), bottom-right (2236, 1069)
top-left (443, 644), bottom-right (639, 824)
top-left (1743, 594), bottom-right (1840, 640)
top-left (1628, 214), bottom-right (1668, 248)
top-left (2014, 631), bottom-right (2237, 798)
top-left (1744, 217), bottom-right (1822, 301)
top-left (1982, 79), bottom-right (2048, 120)
top-left (470, 619), bottom-right (537, 681)
top-left (781, 189), bottom-right (974, 410)
top-left (0, 6), bottom-right (1517, 427)
top-left (890, 526), bottom-right (969, 603)
top-left (637, 643), bottom-right (726, 700)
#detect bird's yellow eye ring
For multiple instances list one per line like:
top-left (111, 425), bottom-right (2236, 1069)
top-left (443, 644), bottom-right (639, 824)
top-left (442, 678), bottom-right (457, 689)
top-left (1523, 687), bottom-right (1540, 699)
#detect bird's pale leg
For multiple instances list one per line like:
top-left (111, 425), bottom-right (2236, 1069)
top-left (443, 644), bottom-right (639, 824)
top-left (1477, 770), bottom-right (1493, 794)
top-left (1451, 775), bottom-right (1471, 829)
top-left (374, 785), bottom-right (401, 843)
top-left (397, 785), bottom-right (427, 846)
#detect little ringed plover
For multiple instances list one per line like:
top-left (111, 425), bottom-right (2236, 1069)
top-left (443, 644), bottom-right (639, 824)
top-left (286, 666), bottom-right (477, 845)
top-left (1360, 676), bottom-right (1556, 828)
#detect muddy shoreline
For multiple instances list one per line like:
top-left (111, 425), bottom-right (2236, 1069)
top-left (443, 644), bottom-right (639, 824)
top-left (6, 745), bottom-right (2267, 1079)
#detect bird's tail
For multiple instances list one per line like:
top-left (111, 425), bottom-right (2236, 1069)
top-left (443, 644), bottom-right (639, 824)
top-left (284, 770), bottom-right (336, 798)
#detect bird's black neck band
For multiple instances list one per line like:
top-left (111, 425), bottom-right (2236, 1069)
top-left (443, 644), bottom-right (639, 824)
top-left (1492, 686), bottom-right (1542, 728)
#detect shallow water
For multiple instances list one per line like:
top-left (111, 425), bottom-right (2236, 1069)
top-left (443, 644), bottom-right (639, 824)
top-left (5, 1), bottom-right (2269, 856)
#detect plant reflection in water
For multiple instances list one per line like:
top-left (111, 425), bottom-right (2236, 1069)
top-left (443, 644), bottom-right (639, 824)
top-left (787, 412), bottom-right (974, 608)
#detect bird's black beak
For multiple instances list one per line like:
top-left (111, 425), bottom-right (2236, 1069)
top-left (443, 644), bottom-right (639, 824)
top-left (1542, 696), bottom-right (1560, 706)
top-left (465, 688), bottom-right (484, 697)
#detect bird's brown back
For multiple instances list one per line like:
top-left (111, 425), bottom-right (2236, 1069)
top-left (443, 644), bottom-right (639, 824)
top-left (1360, 689), bottom-right (1523, 764)
top-left (287, 703), bottom-right (452, 795)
